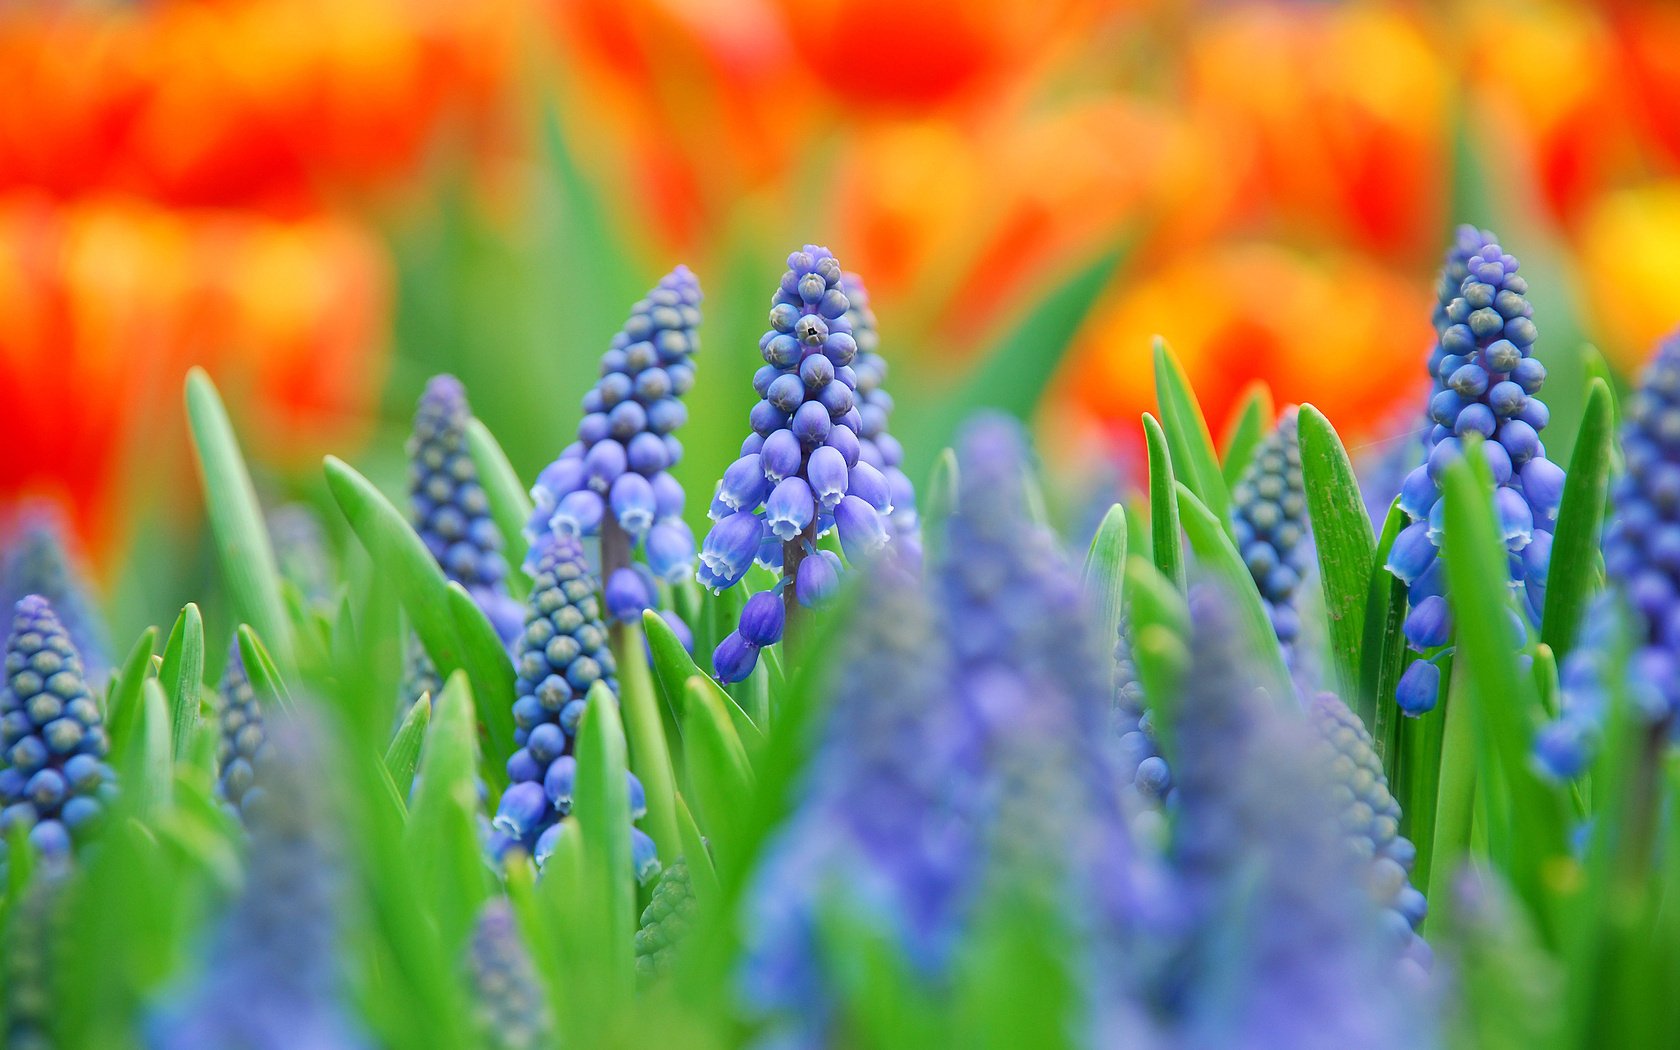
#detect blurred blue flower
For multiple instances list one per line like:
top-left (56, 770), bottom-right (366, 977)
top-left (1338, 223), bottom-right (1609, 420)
top-left (0, 504), bottom-right (108, 681)
top-left (467, 901), bottom-right (553, 1050)
top-left (149, 714), bottom-right (365, 1050)
top-left (1384, 234), bottom-right (1560, 715)
top-left (213, 641), bottom-right (268, 821)
top-left (0, 595), bottom-right (115, 865)
top-left (408, 374), bottom-right (523, 645)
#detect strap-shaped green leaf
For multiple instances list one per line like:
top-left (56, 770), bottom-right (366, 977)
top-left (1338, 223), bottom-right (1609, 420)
top-left (573, 679), bottom-right (637, 1013)
top-left (1154, 338), bottom-right (1231, 531)
top-left (643, 609), bottom-right (763, 755)
top-left (1080, 504), bottom-right (1128, 660)
top-left (235, 624), bottom-right (293, 713)
top-left (185, 369), bottom-right (293, 673)
top-left (613, 616), bottom-right (680, 865)
top-left (384, 691), bottom-right (431, 799)
top-left (465, 417), bottom-right (534, 598)
top-left (105, 627), bottom-right (157, 755)
top-left (1298, 404), bottom-right (1377, 699)
top-left (1541, 378), bottom-right (1614, 663)
top-left (1175, 482), bottom-right (1292, 700)
top-left (444, 580), bottom-right (517, 785)
top-left (1220, 382), bottom-right (1273, 489)
top-left (407, 671), bottom-right (492, 952)
top-left (1143, 413), bottom-right (1185, 592)
top-left (681, 675), bottom-right (754, 866)
top-left (157, 603), bottom-right (205, 762)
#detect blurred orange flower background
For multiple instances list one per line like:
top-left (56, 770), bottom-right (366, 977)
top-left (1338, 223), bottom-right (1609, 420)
top-left (5, 0), bottom-right (1680, 578)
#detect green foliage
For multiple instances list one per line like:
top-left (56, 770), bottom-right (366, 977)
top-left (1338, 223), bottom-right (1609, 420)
top-left (1298, 403), bottom-right (1377, 699)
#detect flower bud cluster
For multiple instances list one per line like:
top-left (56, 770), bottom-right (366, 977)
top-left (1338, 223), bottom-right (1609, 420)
top-left (214, 642), bottom-right (268, 819)
top-left (1232, 408), bottom-right (1312, 665)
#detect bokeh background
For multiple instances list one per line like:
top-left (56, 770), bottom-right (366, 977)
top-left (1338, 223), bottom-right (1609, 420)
top-left (3, 0), bottom-right (1678, 644)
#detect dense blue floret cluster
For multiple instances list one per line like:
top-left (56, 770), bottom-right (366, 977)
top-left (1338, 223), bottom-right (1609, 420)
top-left (1426, 227), bottom-right (1502, 405)
top-left (1163, 589), bottom-right (1429, 1048)
top-left (0, 595), bottom-right (115, 864)
top-left (213, 642), bottom-right (268, 819)
top-left (843, 272), bottom-right (920, 564)
top-left (150, 716), bottom-right (365, 1050)
top-left (525, 266), bottom-right (703, 633)
top-left (3, 872), bottom-right (63, 1049)
top-left (700, 247), bottom-right (903, 683)
top-left (1233, 408), bottom-right (1312, 665)
top-left (467, 901), bottom-right (553, 1050)
top-left (1386, 235), bottom-right (1563, 715)
top-left (1536, 331), bottom-right (1680, 778)
top-left (488, 533), bottom-right (656, 880)
top-left (0, 505), bottom-right (108, 680)
top-left (409, 374), bottom-right (524, 644)
top-left (745, 417), bottom-right (1143, 1043)
top-left (1307, 691), bottom-right (1430, 969)
top-left (1113, 621), bottom-right (1171, 827)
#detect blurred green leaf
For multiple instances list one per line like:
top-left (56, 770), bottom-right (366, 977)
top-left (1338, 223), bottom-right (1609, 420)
top-left (235, 624), bottom-right (293, 713)
top-left (406, 670), bottom-right (492, 953)
top-left (899, 249), bottom-right (1123, 483)
top-left (444, 580), bottom-right (517, 787)
top-left (1542, 378), bottom-right (1614, 664)
top-left (673, 791), bottom-right (719, 901)
top-left (158, 603), bottom-right (205, 762)
top-left (384, 691), bottom-right (431, 799)
top-left (680, 675), bottom-right (754, 867)
top-left (105, 627), bottom-right (157, 757)
top-left (1143, 413), bottom-right (1185, 592)
top-left (614, 617), bottom-right (681, 865)
top-left (1361, 500), bottom-right (1411, 762)
top-left (185, 368), bottom-right (294, 673)
top-left (1154, 337), bottom-right (1231, 532)
top-left (573, 679), bottom-right (638, 1026)
top-left (645, 609), bottom-right (763, 756)
top-left (1123, 555), bottom-right (1190, 762)
top-left (1298, 404), bottom-right (1377, 699)
top-left (1080, 504), bottom-right (1128, 659)
top-left (1220, 382), bottom-right (1272, 488)
top-left (118, 678), bottom-right (174, 822)
top-left (1175, 482), bottom-right (1291, 700)
top-left (465, 416), bottom-right (534, 597)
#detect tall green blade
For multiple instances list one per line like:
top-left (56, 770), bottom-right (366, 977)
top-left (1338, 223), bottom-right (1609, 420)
top-left (1143, 413), bottom-right (1185, 591)
top-left (157, 603), bottom-right (205, 761)
top-left (185, 369), bottom-right (293, 672)
top-left (405, 671), bottom-right (492, 953)
top-left (384, 692), bottom-right (432, 799)
top-left (1080, 505), bottom-right (1128, 662)
top-left (573, 679), bottom-right (637, 1025)
top-left (1220, 382), bottom-right (1273, 488)
top-left (1175, 482), bottom-right (1291, 700)
top-left (1541, 378), bottom-right (1614, 663)
top-left (1298, 404), bottom-right (1377, 698)
top-left (465, 417), bottom-right (534, 597)
top-left (1153, 337), bottom-right (1231, 530)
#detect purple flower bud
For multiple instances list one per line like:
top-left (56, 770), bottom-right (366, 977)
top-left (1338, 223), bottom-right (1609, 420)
top-left (608, 399), bottom-right (648, 440)
top-left (652, 471), bottom-right (684, 519)
top-left (1495, 486), bottom-right (1534, 551)
top-left (605, 567), bottom-right (653, 623)
top-left (544, 755), bottom-right (577, 811)
top-left (765, 477), bottom-right (816, 542)
top-left (610, 472), bottom-right (656, 537)
top-left (719, 454), bottom-right (769, 513)
top-left (1386, 522), bottom-right (1436, 584)
top-left (761, 429), bottom-right (802, 482)
top-left (494, 781), bottom-right (549, 838)
top-left (766, 373), bottom-right (804, 413)
top-left (750, 400), bottom-right (789, 436)
top-left (796, 549), bottom-right (842, 607)
top-left (648, 397), bottom-right (688, 434)
top-left (698, 512), bottom-right (763, 592)
top-left (739, 591), bottom-right (786, 647)
top-left (550, 490), bottom-right (603, 537)
top-left (584, 440), bottom-right (627, 493)
top-left (845, 460), bottom-right (893, 514)
top-left (632, 827), bottom-right (661, 883)
top-left (1396, 660), bottom-right (1441, 715)
top-left (800, 353), bottom-right (834, 389)
top-left (1519, 457), bottom-right (1565, 524)
top-left (713, 631), bottom-right (759, 684)
top-left (792, 400), bottom-right (831, 447)
top-left (627, 432), bottom-right (669, 475)
top-left (807, 445), bottom-right (850, 510)
top-left (1398, 466), bottom-right (1435, 520)
top-left (835, 495), bottom-right (888, 563)
top-left (1403, 595), bottom-right (1452, 649)
top-left (645, 520), bottom-right (696, 583)
top-left (824, 424), bottom-right (860, 468)
top-left (579, 411), bottom-right (611, 445)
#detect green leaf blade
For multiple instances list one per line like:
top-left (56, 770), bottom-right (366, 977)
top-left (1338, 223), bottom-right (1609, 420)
top-left (465, 417), bottom-right (534, 597)
top-left (1153, 338), bottom-right (1231, 530)
top-left (1143, 413), bottom-right (1185, 591)
top-left (1298, 404), bottom-right (1378, 699)
top-left (158, 603), bottom-right (205, 761)
top-left (1541, 378), bottom-right (1614, 663)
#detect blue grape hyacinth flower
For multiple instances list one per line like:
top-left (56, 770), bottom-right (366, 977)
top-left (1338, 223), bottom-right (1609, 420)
top-left (213, 641), bottom-right (268, 820)
top-left (699, 247), bottom-right (913, 683)
top-left (1163, 587), bottom-right (1433, 1049)
top-left (0, 595), bottom-right (115, 864)
top-left (149, 714), bottom-right (366, 1050)
top-left (1231, 407), bottom-right (1312, 666)
top-left (525, 266), bottom-right (702, 636)
top-left (745, 416), bottom-right (1147, 1046)
top-left (467, 901), bottom-right (553, 1050)
top-left (1, 503), bottom-right (108, 681)
top-left (488, 533), bottom-right (656, 880)
top-left (843, 272), bottom-right (920, 564)
top-left (409, 374), bottom-right (524, 645)
top-left (1386, 234), bottom-right (1562, 715)
top-left (1536, 331), bottom-right (1680, 778)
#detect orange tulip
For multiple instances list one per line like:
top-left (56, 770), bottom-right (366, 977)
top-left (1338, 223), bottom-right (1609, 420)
top-left (1606, 3), bottom-right (1680, 175)
top-left (0, 195), bottom-right (388, 559)
top-left (1062, 242), bottom-right (1431, 461)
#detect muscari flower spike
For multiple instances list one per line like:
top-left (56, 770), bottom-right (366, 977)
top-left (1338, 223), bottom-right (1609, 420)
top-left (700, 247), bottom-right (908, 683)
top-left (1536, 331), bottom-right (1680, 778)
top-left (1112, 619), bottom-right (1172, 828)
top-left (409, 374), bottom-right (524, 645)
top-left (1163, 587), bottom-right (1431, 1049)
top-left (0, 595), bottom-right (115, 864)
top-left (1, 504), bottom-right (108, 681)
top-left (1386, 234), bottom-right (1562, 715)
top-left (635, 858), bottom-right (698, 981)
top-left (488, 533), bottom-right (657, 881)
top-left (213, 641), bottom-right (268, 820)
top-left (843, 272), bottom-right (920, 564)
top-left (1232, 407), bottom-right (1313, 666)
top-left (467, 901), bottom-right (553, 1050)
top-left (3, 872), bottom-right (64, 1049)
top-left (745, 417), bottom-right (1145, 1044)
top-left (525, 266), bottom-right (703, 636)
top-left (150, 714), bottom-right (365, 1050)
top-left (1307, 691), bottom-right (1430, 969)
